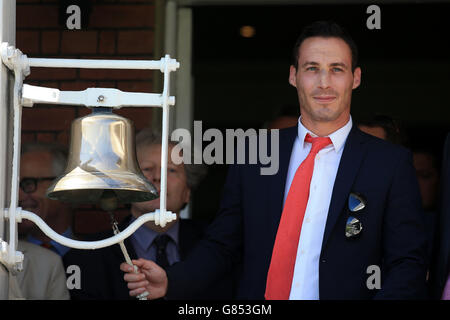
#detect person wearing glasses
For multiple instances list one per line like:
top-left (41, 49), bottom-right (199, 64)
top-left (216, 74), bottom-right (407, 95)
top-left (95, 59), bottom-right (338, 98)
top-left (12, 142), bottom-right (72, 300)
top-left (122, 21), bottom-right (428, 300)
top-left (19, 142), bottom-right (74, 256)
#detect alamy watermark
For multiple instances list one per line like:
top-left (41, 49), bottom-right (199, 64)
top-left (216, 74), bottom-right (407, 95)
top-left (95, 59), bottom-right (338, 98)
top-left (66, 265), bottom-right (81, 290)
top-left (66, 5), bottom-right (81, 30)
top-left (366, 265), bottom-right (381, 290)
top-left (366, 5), bottom-right (381, 30)
top-left (170, 121), bottom-right (280, 176)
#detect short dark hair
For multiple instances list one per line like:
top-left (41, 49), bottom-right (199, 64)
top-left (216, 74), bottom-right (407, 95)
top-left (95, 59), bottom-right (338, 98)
top-left (292, 20), bottom-right (359, 72)
top-left (358, 114), bottom-right (406, 145)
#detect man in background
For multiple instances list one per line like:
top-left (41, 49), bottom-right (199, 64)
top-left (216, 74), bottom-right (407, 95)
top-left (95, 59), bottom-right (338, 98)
top-left (19, 142), bottom-right (74, 256)
top-left (357, 114), bottom-right (406, 145)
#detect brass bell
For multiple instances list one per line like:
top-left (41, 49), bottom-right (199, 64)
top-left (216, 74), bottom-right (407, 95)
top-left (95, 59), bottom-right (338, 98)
top-left (46, 108), bottom-right (158, 210)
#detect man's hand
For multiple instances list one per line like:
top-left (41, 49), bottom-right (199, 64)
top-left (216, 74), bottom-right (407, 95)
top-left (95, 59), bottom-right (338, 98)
top-left (120, 258), bottom-right (168, 299)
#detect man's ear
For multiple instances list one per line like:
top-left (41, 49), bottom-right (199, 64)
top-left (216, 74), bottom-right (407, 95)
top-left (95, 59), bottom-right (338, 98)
top-left (289, 65), bottom-right (298, 88)
top-left (352, 67), bottom-right (362, 89)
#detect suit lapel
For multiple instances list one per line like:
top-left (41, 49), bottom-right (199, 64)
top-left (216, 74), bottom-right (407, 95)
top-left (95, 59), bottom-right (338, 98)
top-left (321, 127), bottom-right (368, 250)
top-left (268, 126), bottom-right (298, 240)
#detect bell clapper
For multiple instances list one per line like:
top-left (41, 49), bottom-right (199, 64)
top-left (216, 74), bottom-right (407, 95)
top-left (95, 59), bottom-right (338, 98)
top-left (100, 190), bottom-right (119, 212)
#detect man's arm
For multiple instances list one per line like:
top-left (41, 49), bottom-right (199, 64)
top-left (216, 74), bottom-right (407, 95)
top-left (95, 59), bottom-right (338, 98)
top-left (122, 162), bottom-right (244, 299)
top-left (375, 148), bottom-right (429, 299)
top-left (165, 162), bottom-right (244, 299)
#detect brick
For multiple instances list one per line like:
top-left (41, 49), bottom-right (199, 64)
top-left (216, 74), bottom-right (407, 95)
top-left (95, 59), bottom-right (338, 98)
top-left (22, 107), bottom-right (76, 131)
top-left (89, 5), bottom-right (154, 28)
top-left (56, 130), bottom-right (70, 146)
top-left (25, 80), bottom-right (41, 86)
top-left (73, 209), bottom-right (111, 234)
top-left (79, 68), bottom-right (152, 81)
top-left (61, 31), bottom-right (98, 54)
top-left (117, 81), bottom-right (153, 93)
top-left (98, 31), bottom-right (116, 55)
top-left (21, 132), bottom-right (36, 144)
top-left (39, 81), bottom-right (59, 89)
top-left (37, 133), bottom-right (56, 143)
top-left (73, 207), bottom-right (129, 235)
top-left (41, 31), bottom-right (60, 55)
top-left (16, 30), bottom-right (40, 55)
top-left (28, 67), bottom-right (77, 81)
top-left (17, 5), bottom-right (60, 28)
top-left (97, 81), bottom-right (117, 88)
top-left (115, 107), bottom-right (152, 130)
top-left (117, 30), bottom-right (154, 55)
top-left (76, 106), bottom-right (93, 118)
top-left (59, 80), bottom-right (97, 91)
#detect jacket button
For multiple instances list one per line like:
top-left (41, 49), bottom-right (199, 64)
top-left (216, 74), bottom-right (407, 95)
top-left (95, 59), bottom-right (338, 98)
top-left (321, 259), bottom-right (326, 263)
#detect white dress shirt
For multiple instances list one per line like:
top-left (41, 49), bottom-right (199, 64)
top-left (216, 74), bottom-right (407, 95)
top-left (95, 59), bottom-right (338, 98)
top-left (283, 116), bottom-right (353, 300)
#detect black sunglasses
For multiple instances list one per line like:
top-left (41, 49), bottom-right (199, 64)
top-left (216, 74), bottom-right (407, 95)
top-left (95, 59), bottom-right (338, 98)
top-left (345, 192), bottom-right (366, 238)
top-left (20, 177), bottom-right (56, 194)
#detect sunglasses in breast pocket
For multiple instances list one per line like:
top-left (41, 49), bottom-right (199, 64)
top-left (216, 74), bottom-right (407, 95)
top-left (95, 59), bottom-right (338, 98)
top-left (345, 192), bottom-right (366, 239)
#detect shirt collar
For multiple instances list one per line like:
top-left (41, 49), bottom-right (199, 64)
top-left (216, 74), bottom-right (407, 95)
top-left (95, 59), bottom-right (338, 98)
top-left (298, 115), bottom-right (353, 153)
top-left (130, 215), bottom-right (180, 251)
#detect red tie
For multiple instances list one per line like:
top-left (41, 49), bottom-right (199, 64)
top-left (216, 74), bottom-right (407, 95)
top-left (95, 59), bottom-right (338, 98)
top-left (265, 133), bottom-right (332, 300)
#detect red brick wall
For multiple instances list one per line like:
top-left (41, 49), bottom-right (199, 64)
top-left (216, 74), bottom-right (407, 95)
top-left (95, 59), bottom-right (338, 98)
top-left (16, 0), bottom-right (157, 235)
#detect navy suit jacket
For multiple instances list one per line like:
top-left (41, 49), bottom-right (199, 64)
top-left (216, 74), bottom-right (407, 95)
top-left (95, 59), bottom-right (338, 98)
top-left (166, 125), bottom-right (428, 300)
top-left (430, 132), bottom-right (450, 299)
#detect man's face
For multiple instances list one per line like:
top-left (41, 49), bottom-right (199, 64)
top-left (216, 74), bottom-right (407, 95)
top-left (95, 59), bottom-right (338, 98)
top-left (289, 37), bottom-right (361, 129)
top-left (131, 144), bottom-right (190, 216)
top-left (19, 151), bottom-right (64, 234)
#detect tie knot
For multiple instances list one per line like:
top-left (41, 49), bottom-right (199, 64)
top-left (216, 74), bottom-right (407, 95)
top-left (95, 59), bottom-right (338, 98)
top-left (305, 133), bottom-right (332, 154)
top-left (154, 234), bottom-right (171, 250)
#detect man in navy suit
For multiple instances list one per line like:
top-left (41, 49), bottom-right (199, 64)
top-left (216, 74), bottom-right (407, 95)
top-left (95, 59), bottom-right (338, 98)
top-left (122, 21), bottom-right (428, 300)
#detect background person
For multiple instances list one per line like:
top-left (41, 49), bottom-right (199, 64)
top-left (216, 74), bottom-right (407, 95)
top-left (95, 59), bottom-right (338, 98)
top-left (357, 114), bottom-right (406, 145)
top-left (264, 104), bottom-right (299, 130)
top-left (8, 240), bottom-right (70, 300)
top-left (19, 142), bottom-right (74, 256)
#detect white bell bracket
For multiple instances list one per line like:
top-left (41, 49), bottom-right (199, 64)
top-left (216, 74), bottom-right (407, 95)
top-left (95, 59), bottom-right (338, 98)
top-left (0, 42), bottom-right (180, 272)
